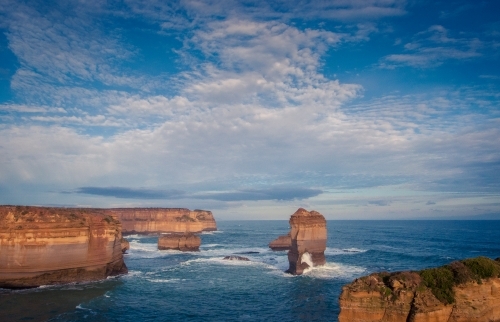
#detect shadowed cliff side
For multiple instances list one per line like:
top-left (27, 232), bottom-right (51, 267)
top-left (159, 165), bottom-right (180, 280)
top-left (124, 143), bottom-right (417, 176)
top-left (338, 256), bottom-right (500, 322)
top-left (0, 206), bottom-right (127, 289)
top-left (108, 208), bottom-right (217, 234)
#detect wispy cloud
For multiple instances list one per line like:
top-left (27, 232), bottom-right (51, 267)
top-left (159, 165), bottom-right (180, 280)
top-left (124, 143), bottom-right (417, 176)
top-left (381, 25), bottom-right (482, 68)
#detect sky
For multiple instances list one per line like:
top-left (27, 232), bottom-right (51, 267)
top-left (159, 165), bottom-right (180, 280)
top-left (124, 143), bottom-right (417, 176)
top-left (0, 0), bottom-right (499, 220)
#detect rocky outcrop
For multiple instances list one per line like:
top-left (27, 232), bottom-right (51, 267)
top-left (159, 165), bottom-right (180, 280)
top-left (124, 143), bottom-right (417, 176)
top-left (338, 256), bottom-right (500, 322)
top-left (121, 238), bottom-right (130, 253)
top-left (158, 233), bottom-right (201, 251)
top-left (0, 206), bottom-right (127, 289)
top-left (223, 256), bottom-right (250, 261)
top-left (269, 233), bottom-right (291, 251)
top-left (286, 208), bottom-right (327, 275)
top-left (108, 208), bottom-right (217, 234)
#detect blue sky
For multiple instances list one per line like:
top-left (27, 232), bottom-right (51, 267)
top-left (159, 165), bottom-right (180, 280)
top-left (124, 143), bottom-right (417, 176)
top-left (0, 0), bottom-right (499, 219)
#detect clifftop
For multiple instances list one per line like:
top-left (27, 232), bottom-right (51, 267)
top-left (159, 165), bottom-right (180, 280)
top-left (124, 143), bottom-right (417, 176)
top-left (339, 256), bottom-right (500, 322)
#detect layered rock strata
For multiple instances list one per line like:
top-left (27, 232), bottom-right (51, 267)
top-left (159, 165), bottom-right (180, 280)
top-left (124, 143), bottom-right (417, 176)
top-left (268, 233), bottom-right (291, 251)
top-left (158, 233), bottom-right (201, 251)
top-left (108, 208), bottom-right (217, 234)
top-left (286, 208), bottom-right (327, 275)
top-left (338, 256), bottom-right (500, 322)
top-left (0, 206), bottom-right (127, 288)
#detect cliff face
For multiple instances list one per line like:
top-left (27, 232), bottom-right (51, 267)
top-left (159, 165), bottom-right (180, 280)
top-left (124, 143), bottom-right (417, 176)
top-left (108, 208), bottom-right (217, 234)
top-left (338, 257), bottom-right (500, 322)
top-left (158, 233), bottom-right (201, 251)
top-left (0, 206), bottom-right (127, 288)
top-left (286, 208), bottom-right (327, 275)
top-left (268, 233), bottom-right (291, 251)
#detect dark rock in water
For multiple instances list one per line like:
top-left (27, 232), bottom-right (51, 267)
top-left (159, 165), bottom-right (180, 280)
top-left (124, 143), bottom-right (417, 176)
top-left (235, 251), bottom-right (260, 254)
top-left (223, 256), bottom-right (250, 261)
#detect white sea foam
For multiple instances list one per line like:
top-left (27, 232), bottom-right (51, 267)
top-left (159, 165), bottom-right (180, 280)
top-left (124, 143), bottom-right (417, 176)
top-left (147, 278), bottom-right (183, 283)
top-left (325, 247), bottom-right (367, 256)
top-left (302, 262), bottom-right (366, 279)
top-left (201, 230), bottom-right (224, 235)
top-left (301, 252), bottom-right (314, 268)
top-left (201, 244), bottom-right (221, 248)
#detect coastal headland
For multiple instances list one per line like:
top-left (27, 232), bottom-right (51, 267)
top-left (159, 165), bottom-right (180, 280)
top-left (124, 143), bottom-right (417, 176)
top-left (0, 205), bottom-right (127, 288)
top-left (339, 256), bottom-right (500, 322)
top-left (108, 208), bottom-right (217, 234)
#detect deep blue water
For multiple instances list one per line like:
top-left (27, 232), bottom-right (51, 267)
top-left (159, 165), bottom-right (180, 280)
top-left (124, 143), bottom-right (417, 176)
top-left (1, 220), bottom-right (500, 322)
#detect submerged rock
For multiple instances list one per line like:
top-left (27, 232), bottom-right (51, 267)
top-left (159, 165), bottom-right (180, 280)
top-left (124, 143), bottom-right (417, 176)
top-left (338, 256), bottom-right (500, 322)
top-left (223, 256), bottom-right (250, 261)
top-left (268, 233), bottom-right (291, 251)
top-left (286, 208), bottom-right (327, 275)
top-left (158, 233), bottom-right (201, 251)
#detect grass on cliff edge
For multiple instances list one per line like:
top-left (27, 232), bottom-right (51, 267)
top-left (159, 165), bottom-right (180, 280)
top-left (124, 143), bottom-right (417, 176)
top-left (419, 256), bottom-right (500, 304)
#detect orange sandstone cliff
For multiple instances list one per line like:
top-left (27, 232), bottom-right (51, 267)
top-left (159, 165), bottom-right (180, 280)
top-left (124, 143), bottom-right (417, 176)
top-left (0, 206), bottom-right (127, 288)
top-left (338, 256), bottom-right (500, 322)
top-left (286, 208), bottom-right (327, 275)
top-left (107, 208), bottom-right (217, 234)
top-left (269, 233), bottom-right (291, 251)
top-left (158, 233), bottom-right (201, 251)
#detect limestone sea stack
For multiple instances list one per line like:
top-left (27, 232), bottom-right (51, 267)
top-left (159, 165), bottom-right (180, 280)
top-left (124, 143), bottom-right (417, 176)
top-left (158, 233), bottom-right (201, 251)
top-left (268, 233), bottom-right (291, 251)
top-left (286, 208), bottom-right (327, 275)
top-left (108, 208), bottom-right (217, 234)
top-left (0, 206), bottom-right (127, 289)
top-left (338, 256), bottom-right (500, 322)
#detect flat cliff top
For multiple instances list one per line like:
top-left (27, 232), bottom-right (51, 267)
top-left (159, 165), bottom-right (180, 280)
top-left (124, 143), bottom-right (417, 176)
top-left (0, 205), bottom-right (118, 229)
top-left (343, 256), bottom-right (500, 305)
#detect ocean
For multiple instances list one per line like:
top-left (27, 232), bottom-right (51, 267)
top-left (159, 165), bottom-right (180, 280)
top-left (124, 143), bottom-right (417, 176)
top-left (1, 220), bottom-right (499, 322)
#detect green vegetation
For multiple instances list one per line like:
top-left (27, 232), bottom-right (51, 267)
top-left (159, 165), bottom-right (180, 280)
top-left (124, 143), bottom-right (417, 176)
top-left (419, 266), bottom-right (455, 304)
top-left (418, 256), bottom-right (500, 305)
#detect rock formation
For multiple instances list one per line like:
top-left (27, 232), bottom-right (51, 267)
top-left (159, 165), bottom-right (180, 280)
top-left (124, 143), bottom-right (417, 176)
top-left (338, 256), bottom-right (500, 322)
top-left (0, 206), bottom-right (127, 289)
top-left (158, 233), bottom-right (201, 251)
top-left (286, 208), bottom-right (327, 275)
top-left (268, 233), bottom-right (291, 251)
top-left (121, 238), bottom-right (130, 253)
top-left (107, 208), bottom-right (217, 234)
top-left (223, 256), bottom-right (250, 261)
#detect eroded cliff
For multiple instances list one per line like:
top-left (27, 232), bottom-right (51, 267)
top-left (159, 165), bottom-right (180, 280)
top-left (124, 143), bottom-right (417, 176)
top-left (158, 233), bottom-right (201, 251)
top-left (268, 233), bottom-right (291, 251)
top-left (286, 208), bottom-right (327, 275)
top-left (108, 208), bottom-right (217, 234)
top-left (338, 256), bottom-right (500, 322)
top-left (0, 206), bottom-right (127, 288)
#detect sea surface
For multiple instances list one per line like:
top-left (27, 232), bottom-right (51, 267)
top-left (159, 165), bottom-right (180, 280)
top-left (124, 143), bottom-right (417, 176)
top-left (1, 220), bottom-right (500, 322)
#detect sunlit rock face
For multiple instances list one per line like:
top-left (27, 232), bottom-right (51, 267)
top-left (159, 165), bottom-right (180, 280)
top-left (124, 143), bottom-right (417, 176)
top-left (0, 206), bottom-right (127, 289)
top-left (338, 257), bottom-right (500, 322)
top-left (268, 233), bottom-right (291, 251)
top-left (158, 233), bottom-right (201, 251)
top-left (108, 208), bottom-right (217, 234)
top-left (286, 208), bottom-right (327, 275)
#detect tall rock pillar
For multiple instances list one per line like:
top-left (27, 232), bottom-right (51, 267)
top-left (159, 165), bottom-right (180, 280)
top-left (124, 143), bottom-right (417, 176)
top-left (286, 208), bottom-right (327, 275)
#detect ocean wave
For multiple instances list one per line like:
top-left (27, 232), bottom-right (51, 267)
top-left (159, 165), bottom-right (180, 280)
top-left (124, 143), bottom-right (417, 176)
top-left (325, 247), bottom-right (367, 256)
top-left (201, 230), bottom-right (224, 235)
top-left (302, 262), bottom-right (366, 280)
top-left (147, 278), bottom-right (184, 283)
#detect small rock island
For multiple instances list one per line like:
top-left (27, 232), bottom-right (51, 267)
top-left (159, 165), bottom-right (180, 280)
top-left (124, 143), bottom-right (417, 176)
top-left (158, 233), bottom-right (201, 251)
top-left (0, 206), bottom-right (127, 288)
top-left (338, 256), bottom-right (500, 322)
top-left (269, 208), bottom-right (327, 275)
